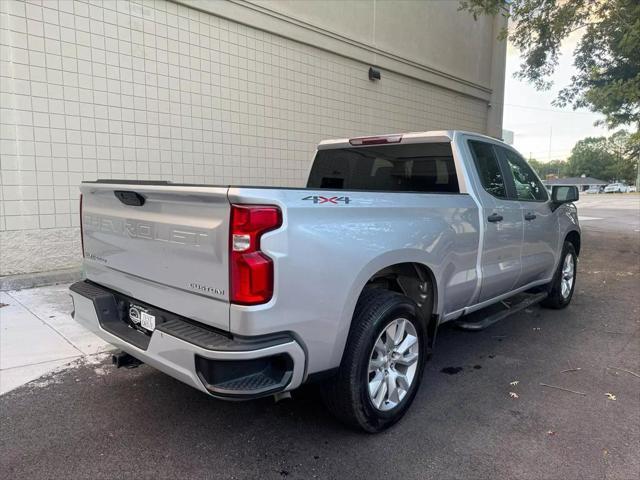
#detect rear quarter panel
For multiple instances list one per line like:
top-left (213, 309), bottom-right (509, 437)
top-left (228, 187), bottom-right (479, 374)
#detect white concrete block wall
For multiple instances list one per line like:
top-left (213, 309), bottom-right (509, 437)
top-left (0, 0), bottom-right (488, 276)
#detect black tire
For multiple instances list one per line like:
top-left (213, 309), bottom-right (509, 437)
top-left (321, 289), bottom-right (426, 432)
top-left (541, 241), bottom-right (577, 309)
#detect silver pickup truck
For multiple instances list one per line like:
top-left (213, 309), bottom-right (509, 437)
top-left (70, 130), bottom-right (580, 432)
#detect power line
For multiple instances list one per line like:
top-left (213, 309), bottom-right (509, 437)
top-left (504, 103), bottom-right (599, 116)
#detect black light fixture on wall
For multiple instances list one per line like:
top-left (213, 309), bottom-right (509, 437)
top-left (368, 67), bottom-right (381, 81)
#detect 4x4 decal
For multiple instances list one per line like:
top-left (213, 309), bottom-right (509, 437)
top-left (302, 195), bottom-right (351, 205)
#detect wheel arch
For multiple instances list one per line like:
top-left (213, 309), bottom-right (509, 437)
top-left (565, 230), bottom-right (581, 256)
top-left (360, 261), bottom-right (438, 321)
top-left (331, 254), bottom-right (441, 367)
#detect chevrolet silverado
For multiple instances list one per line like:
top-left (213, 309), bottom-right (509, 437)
top-left (70, 130), bottom-right (580, 432)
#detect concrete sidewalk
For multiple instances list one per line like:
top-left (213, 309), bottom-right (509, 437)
top-left (0, 283), bottom-right (113, 395)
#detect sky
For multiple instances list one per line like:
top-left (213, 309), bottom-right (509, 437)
top-left (503, 33), bottom-right (612, 162)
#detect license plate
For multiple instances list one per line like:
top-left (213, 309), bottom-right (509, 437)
top-left (140, 310), bottom-right (156, 332)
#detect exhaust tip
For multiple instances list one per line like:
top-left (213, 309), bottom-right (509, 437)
top-left (112, 351), bottom-right (142, 369)
top-left (273, 391), bottom-right (292, 403)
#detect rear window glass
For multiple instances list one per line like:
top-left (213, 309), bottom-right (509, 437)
top-left (307, 142), bottom-right (459, 193)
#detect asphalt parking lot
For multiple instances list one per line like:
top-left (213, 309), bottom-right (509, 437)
top-left (1, 195), bottom-right (639, 480)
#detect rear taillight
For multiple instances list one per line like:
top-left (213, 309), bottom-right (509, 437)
top-left (79, 194), bottom-right (85, 257)
top-left (230, 204), bottom-right (282, 305)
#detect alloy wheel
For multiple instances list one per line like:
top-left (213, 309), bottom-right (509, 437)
top-left (561, 253), bottom-right (575, 299)
top-left (367, 318), bottom-right (419, 411)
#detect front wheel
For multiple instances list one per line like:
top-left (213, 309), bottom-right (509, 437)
top-left (541, 241), bottom-right (577, 309)
top-left (321, 289), bottom-right (426, 432)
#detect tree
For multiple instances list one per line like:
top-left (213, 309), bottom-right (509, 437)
top-left (565, 130), bottom-right (638, 182)
top-left (529, 158), bottom-right (568, 178)
top-left (607, 130), bottom-right (640, 183)
top-left (460, 0), bottom-right (640, 130)
top-left (565, 136), bottom-right (617, 180)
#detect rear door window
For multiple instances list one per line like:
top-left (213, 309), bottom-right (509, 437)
top-left (468, 140), bottom-right (507, 199)
top-left (307, 142), bottom-right (459, 193)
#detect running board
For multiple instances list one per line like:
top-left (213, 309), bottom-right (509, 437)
top-left (454, 292), bottom-right (548, 331)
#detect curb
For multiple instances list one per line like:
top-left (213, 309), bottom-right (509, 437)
top-left (0, 267), bottom-right (83, 291)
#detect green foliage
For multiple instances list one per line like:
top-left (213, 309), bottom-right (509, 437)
top-left (528, 158), bottom-right (568, 178)
top-left (459, 0), bottom-right (640, 129)
top-left (525, 130), bottom-right (639, 183)
top-left (565, 130), bottom-right (639, 182)
top-left (564, 136), bottom-right (617, 180)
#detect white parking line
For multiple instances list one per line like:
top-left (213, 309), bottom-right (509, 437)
top-left (579, 216), bottom-right (603, 221)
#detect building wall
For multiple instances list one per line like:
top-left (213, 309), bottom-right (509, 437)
top-left (0, 0), bottom-right (505, 277)
top-left (247, 0), bottom-right (496, 88)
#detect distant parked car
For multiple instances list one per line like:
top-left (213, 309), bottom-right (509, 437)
top-left (629, 185), bottom-right (637, 193)
top-left (585, 186), bottom-right (603, 194)
top-left (604, 183), bottom-right (628, 193)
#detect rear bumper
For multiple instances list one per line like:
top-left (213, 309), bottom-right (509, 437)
top-left (69, 280), bottom-right (306, 398)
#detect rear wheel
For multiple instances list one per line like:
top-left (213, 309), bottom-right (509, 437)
top-left (321, 289), bottom-right (426, 432)
top-left (541, 241), bottom-right (577, 309)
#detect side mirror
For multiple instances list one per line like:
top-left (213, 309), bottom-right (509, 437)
top-left (551, 185), bottom-right (579, 208)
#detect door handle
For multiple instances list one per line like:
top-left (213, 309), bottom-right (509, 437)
top-left (114, 190), bottom-right (146, 206)
top-left (487, 213), bottom-right (503, 223)
top-left (524, 212), bottom-right (537, 221)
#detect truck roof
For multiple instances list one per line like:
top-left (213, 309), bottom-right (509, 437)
top-left (317, 130), bottom-right (502, 150)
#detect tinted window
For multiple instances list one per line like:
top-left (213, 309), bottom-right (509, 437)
top-left (468, 140), bottom-right (507, 198)
top-left (307, 142), bottom-right (459, 193)
top-left (500, 148), bottom-right (548, 201)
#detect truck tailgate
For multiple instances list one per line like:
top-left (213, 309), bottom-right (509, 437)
top-left (80, 182), bottom-right (230, 331)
